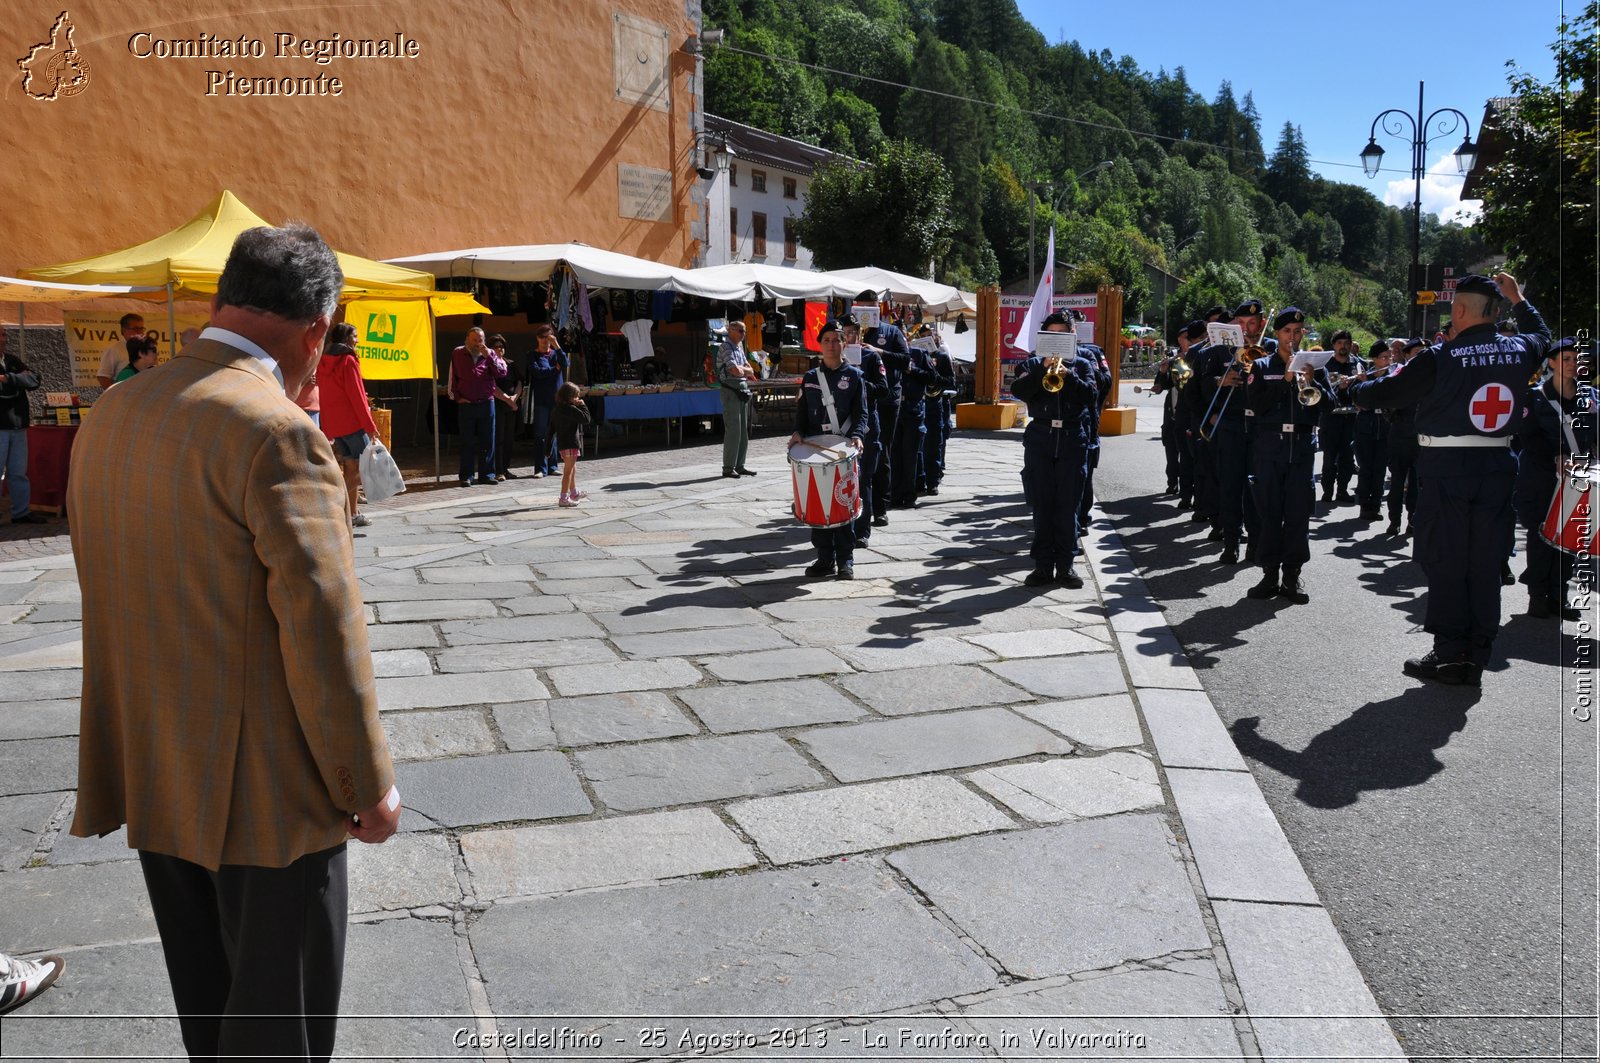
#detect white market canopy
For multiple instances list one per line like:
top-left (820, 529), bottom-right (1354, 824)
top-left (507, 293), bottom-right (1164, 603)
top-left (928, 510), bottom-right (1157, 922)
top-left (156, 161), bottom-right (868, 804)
top-left (386, 243), bottom-right (749, 301)
top-left (827, 266), bottom-right (975, 316)
top-left (0, 275), bottom-right (163, 303)
top-left (685, 262), bottom-right (859, 301)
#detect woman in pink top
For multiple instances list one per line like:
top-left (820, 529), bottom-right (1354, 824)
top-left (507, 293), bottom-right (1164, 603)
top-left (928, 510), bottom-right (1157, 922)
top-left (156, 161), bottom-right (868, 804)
top-left (318, 322), bottom-right (382, 528)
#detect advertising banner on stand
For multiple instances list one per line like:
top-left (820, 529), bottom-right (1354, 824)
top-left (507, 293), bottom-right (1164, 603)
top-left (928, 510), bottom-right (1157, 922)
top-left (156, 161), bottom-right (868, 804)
top-left (64, 310), bottom-right (209, 387)
top-left (345, 299), bottom-right (436, 380)
top-left (997, 294), bottom-right (1098, 399)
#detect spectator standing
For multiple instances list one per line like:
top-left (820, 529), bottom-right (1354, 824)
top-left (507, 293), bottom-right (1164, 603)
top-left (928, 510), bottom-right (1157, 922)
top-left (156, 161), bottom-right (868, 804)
top-left (66, 223), bottom-right (399, 1060)
top-left (524, 324), bottom-right (567, 478)
top-left (113, 337), bottom-right (159, 383)
top-left (551, 382), bottom-right (591, 507)
top-left (489, 334), bottom-right (522, 479)
top-left (449, 326), bottom-right (507, 486)
top-left (1, 329), bottom-right (43, 524)
top-left (96, 313), bottom-right (145, 389)
top-left (716, 320), bottom-right (756, 478)
top-left (319, 321), bottom-right (382, 528)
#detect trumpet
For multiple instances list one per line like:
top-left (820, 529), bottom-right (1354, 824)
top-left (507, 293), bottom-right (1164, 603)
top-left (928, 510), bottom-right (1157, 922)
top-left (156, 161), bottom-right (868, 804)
top-left (1199, 308), bottom-right (1275, 440)
top-left (1042, 356), bottom-right (1066, 393)
top-left (1296, 369), bottom-right (1322, 407)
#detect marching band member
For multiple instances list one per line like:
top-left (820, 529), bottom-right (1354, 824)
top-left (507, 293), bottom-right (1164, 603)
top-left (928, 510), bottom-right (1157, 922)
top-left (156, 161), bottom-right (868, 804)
top-left (1152, 320), bottom-right (1205, 503)
top-left (1199, 299), bottom-right (1271, 564)
top-left (1182, 310), bottom-right (1226, 524)
top-left (885, 321), bottom-right (936, 509)
top-left (1515, 336), bottom-right (1593, 620)
top-left (843, 319), bottom-right (888, 548)
top-left (790, 321), bottom-right (870, 580)
top-left (1384, 338), bottom-right (1425, 536)
top-left (920, 328), bottom-right (956, 496)
top-left (1011, 312), bottom-right (1100, 588)
top-left (1076, 311), bottom-right (1113, 532)
top-left (1317, 330), bottom-right (1360, 505)
top-left (1347, 340), bottom-right (1394, 521)
top-left (1244, 309), bottom-right (1331, 604)
top-left (1352, 273), bottom-right (1552, 686)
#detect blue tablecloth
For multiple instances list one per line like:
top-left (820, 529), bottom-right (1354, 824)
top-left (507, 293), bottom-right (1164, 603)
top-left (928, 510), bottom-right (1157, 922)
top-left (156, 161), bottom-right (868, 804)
top-left (593, 390), bottom-right (724, 420)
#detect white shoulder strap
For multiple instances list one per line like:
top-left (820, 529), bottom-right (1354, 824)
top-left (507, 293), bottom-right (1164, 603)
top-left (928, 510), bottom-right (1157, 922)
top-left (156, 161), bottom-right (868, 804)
top-left (818, 370), bottom-right (851, 437)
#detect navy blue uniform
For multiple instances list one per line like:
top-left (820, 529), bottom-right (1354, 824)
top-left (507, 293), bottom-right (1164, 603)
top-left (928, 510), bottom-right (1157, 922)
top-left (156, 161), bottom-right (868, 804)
top-left (1351, 373), bottom-right (1390, 517)
top-left (1318, 353), bottom-right (1362, 501)
top-left (1012, 352), bottom-right (1099, 572)
top-left (1077, 342), bottom-right (1113, 531)
top-left (1352, 299), bottom-right (1551, 669)
top-left (1200, 340), bottom-right (1271, 553)
top-left (889, 346), bottom-right (936, 506)
top-left (867, 323), bottom-right (909, 519)
top-left (853, 350), bottom-right (890, 541)
top-left (1515, 378), bottom-right (1597, 611)
top-left (795, 362), bottom-right (871, 568)
top-left (1180, 342), bottom-right (1216, 518)
top-left (1247, 352), bottom-right (1331, 578)
top-left (1384, 395), bottom-right (1419, 530)
top-left (1150, 354), bottom-right (1189, 496)
top-left (920, 347), bottom-right (956, 493)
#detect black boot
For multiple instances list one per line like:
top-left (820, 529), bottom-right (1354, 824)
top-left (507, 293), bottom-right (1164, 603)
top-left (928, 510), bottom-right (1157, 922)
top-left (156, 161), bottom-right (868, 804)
top-left (1247, 565), bottom-right (1280, 599)
top-left (805, 557), bottom-right (836, 578)
top-left (1528, 595), bottom-right (1554, 619)
top-left (1023, 564), bottom-right (1055, 587)
top-left (1280, 568), bottom-right (1310, 604)
top-left (1057, 563), bottom-right (1084, 589)
top-left (1220, 542), bottom-right (1241, 565)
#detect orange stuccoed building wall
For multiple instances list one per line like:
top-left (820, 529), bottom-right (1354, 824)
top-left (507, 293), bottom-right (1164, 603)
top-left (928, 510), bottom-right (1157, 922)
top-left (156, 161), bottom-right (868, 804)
top-left (0, 0), bottom-right (706, 280)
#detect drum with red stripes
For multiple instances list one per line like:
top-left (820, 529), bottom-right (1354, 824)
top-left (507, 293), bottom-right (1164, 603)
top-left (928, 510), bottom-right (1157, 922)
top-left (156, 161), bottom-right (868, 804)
top-left (1540, 470), bottom-right (1599, 558)
top-left (788, 434), bottom-right (861, 529)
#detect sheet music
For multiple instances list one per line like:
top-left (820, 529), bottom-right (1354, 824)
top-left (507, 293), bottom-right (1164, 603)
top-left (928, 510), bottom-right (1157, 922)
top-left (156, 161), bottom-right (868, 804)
top-left (1035, 332), bottom-right (1078, 359)
top-left (1206, 322), bottom-right (1245, 348)
top-left (1287, 350), bottom-right (1336, 372)
top-left (843, 343), bottom-right (863, 366)
top-left (910, 336), bottom-right (939, 352)
top-left (851, 304), bottom-right (880, 329)
top-left (1074, 322), bottom-right (1095, 343)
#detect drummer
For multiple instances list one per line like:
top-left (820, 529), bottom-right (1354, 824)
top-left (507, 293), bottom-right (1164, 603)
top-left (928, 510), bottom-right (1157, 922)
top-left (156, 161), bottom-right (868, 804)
top-left (790, 320), bottom-right (872, 580)
top-left (1515, 336), bottom-right (1595, 620)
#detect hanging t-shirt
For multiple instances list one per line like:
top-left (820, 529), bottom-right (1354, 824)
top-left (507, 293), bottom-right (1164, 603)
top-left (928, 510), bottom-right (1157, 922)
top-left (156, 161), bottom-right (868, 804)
top-left (651, 290), bottom-right (675, 321)
top-left (744, 312), bottom-right (765, 342)
top-left (621, 318), bottom-right (655, 363)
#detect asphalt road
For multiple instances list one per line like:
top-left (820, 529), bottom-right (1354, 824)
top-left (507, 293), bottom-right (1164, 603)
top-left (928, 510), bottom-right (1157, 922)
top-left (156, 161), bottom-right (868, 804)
top-left (1082, 388), bottom-right (1598, 1062)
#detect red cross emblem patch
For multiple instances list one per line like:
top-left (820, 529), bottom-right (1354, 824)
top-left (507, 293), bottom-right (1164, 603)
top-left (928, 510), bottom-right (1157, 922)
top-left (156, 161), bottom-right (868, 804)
top-left (1468, 383), bottom-right (1515, 432)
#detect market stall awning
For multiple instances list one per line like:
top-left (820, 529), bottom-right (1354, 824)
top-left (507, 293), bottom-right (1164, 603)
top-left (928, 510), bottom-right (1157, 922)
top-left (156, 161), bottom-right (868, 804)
top-left (20, 190), bottom-right (484, 314)
top-left (0, 276), bottom-right (165, 303)
top-left (684, 262), bottom-right (860, 302)
top-left (826, 266), bottom-right (975, 316)
top-left (387, 243), bottom-right (751, 301)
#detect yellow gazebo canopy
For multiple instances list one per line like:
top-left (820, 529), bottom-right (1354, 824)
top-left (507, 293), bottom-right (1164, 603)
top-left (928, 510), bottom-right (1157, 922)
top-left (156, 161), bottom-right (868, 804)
top-left (22, 190), bottom-right (486, 316)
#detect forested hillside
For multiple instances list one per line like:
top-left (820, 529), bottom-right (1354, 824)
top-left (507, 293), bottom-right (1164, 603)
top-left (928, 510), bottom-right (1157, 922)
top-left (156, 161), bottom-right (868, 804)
top-left (703, 0), bottom-right (1493, 341)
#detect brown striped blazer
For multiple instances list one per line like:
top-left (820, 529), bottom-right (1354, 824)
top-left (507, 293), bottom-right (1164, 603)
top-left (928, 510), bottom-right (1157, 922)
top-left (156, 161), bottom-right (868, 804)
top-left (67, 337), bottom-right (394, 870)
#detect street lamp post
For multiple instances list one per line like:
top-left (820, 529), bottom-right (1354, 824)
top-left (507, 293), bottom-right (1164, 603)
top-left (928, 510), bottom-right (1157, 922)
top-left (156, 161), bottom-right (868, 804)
top-left (1359, 81), bottom-right (1477, 337)
top-left (1026, 160), bottom-right (1114, 295)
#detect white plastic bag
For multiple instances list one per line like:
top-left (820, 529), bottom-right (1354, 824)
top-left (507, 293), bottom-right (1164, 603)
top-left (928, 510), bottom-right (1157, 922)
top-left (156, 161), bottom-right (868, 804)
top-left (358, 440), bottom-right (406, 503)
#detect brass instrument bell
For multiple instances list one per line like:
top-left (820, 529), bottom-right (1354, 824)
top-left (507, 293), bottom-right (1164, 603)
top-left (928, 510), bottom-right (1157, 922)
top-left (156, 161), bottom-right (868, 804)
top-left (1041, 357), bottom-right (1066, 393)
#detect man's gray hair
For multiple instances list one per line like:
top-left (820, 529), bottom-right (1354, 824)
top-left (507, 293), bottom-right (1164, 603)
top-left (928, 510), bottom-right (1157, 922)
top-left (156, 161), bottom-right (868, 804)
top-left (1453, 291), bottom-right (1495, 319)
top-left (215, 224), bottom-right (343, 323)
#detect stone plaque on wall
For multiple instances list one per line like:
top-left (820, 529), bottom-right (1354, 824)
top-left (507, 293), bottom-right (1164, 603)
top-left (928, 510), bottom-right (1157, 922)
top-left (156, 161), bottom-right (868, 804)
top-left (613, 11), bottom-right (670, 112)
top-left (618, 164), bottom-right (673, 223)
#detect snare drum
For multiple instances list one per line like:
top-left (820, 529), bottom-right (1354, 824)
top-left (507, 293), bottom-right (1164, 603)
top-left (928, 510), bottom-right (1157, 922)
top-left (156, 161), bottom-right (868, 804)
top-left (788, 434), bottom-right (861, 528)
top-left (1540, 470), bottom-right (1599, 557)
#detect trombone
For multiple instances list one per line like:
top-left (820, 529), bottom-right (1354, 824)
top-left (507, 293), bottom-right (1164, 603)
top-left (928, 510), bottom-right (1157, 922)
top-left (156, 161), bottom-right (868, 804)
top-left (1199, 308), bottom-right (1274, 441)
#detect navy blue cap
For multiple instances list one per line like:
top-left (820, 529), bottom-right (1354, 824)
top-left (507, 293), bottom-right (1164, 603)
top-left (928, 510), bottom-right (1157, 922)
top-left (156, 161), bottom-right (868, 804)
top-left (1401, 337), bottom-right (1425, 353)
top-left (1368, 339), bottom-right (1389, 358)
top-left (1234, 299), bottom-right (1264, 318)
top-left (1272, 308), bottom-right (1307, 331)
top-left (1454, 274), bottom-right (1500, 298)
top-left (1553, 336), bottom-right (1582, 354)
top-left (1041, 311), bottom-right (1071, 329)
top-left (1184, 320), bottom-right (1208, 341)
top-left (817, 320), bottom-right (841, 339)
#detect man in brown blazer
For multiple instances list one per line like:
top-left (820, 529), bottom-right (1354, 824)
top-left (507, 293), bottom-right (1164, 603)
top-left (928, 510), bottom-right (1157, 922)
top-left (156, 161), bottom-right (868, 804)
top-left (68, 224), bottom-right (400, 1063)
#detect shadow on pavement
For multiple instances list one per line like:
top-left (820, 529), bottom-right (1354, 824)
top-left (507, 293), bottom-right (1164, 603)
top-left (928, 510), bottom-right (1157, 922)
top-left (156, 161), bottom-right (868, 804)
top-left (1230, 690), bottom-right (1478, 809)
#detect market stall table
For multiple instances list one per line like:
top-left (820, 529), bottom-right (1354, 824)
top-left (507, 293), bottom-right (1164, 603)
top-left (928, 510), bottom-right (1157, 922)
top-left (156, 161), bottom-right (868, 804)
top-left (23, 423), bottom-right (77, 514)
top-left (582, 388), bottom-right (724, 454)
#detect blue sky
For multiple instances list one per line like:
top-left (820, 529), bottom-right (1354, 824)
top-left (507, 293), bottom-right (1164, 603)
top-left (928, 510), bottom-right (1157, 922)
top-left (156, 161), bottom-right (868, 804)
top-left (1013, 0), bottom-right (1569, 223)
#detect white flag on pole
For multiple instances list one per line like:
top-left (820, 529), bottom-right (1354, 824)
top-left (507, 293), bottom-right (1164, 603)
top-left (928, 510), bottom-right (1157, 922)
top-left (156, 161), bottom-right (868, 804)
top-left (1016, 226), bottom-right (1055, 353)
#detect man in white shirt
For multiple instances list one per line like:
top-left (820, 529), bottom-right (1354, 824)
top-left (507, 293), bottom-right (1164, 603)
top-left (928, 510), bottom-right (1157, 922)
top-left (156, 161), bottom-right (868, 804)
top-left (96, 313), bottom-right (146, 389)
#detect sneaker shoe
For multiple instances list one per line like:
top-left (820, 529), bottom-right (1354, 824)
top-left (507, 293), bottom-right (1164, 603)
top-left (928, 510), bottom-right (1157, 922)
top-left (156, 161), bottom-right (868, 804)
top-left (1057, 565), bottom-right (1084, 589)
top-left (1023, 566), bottom-right (1055, 587)
top-left (1, 952), bottom-right (65, 1016)
top-left (854, 537), bottom-right (870, 548)
top-left (571, 488), bottom-right (587, 501)
top-left (558, 493), bottom-right (577, 508)
top-left (1280, 570), bottom-right (1310, 605)
top-left (351, 513), bottom-right (371, 528)
top-left (1402, 651), bottom-right (1446, 680)
top-left (834, 562), bottom-right (855, 580)
top-left (532, 470), bottom-right (546, 479)
top-left (871, 515), bottom-right (889, 527)
top-left (805, 559), bottom-right (836, 578)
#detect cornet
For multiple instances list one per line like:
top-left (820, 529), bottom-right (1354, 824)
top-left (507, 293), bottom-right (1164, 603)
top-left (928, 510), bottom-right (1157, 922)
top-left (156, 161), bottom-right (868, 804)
top-left (1041, 357), bottom-right (1067, 393)
top-left (1296, 369), bottom-right (1322, 407)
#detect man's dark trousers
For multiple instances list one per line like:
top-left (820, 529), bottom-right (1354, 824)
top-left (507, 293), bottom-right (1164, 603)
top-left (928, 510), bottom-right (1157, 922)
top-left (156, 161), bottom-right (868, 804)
top-left (1415, 457), bottom-right (1517, 667)
top-left (457, 400), bottom-right (494, 482)
top-left (1319, 413), bottom-right (1356, 497)
top-left (872, 399), bottom-right (899, 518)
top-left (1214, 423), bottom-right (1256, 547)
top-left (139, 844), bottom-right (348, 1063)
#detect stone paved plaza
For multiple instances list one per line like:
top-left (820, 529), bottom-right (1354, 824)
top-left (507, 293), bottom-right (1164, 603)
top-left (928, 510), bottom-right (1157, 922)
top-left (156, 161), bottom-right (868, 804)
top-left (0, 435), bottom-right (1404, 1061)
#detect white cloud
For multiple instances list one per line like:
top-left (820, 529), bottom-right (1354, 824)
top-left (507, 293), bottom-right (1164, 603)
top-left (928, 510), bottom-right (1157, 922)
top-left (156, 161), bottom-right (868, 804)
top-left (1384, 148), bottom-right (1482, 225)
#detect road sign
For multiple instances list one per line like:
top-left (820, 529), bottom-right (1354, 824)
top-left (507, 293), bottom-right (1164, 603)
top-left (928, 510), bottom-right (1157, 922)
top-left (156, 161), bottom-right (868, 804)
top-left (1416, 291), bottom-right (1436, 305)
